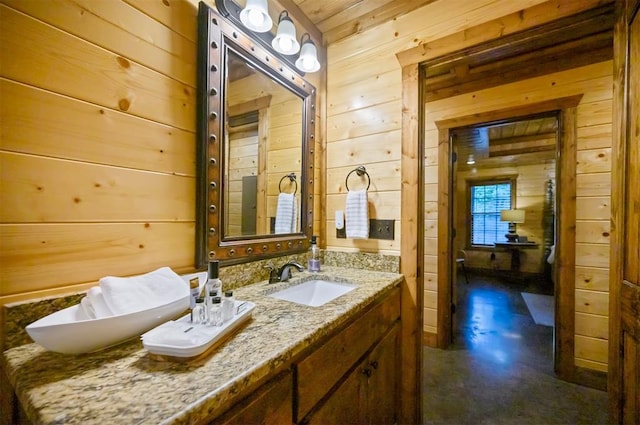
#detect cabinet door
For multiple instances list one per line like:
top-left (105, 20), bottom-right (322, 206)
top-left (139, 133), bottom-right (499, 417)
top-left (215, 371), bottom-right (292, 425)
top-left (305, 363), bottom-right (366, 425)
top-left (366, 323), bottom-right (400, 425)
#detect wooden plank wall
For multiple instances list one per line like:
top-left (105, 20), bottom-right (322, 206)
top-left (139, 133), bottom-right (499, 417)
top-left (326, 0), bottom-right (612, 371)
top-left (226, 131), bottom-right (259, 236)
top-left (325, 0), bottom-right (548, 255)
top-left (0, 0), bottom-right (322, 348)
top-left (455, 162), bottom-right (556, 274)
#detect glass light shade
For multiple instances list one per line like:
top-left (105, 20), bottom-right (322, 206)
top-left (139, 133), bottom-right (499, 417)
top-left (500, 209), bottom-right (526, 223)
top-left (239, 0), bottom-right (272, 33)
top-left (295, 38), bottom-right (320, 73)
top-left (272, 14), bottom-right (299, 55)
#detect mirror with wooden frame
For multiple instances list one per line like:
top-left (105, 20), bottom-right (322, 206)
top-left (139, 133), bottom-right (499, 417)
top-left (196, 1), bottom-right (316, 267)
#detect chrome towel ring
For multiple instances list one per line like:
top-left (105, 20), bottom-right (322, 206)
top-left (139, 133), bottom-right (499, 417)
top-left (345, 165), bottom-right (371, 191)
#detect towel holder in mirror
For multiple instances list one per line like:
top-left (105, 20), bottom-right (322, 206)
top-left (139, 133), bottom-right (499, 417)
top-left (279, 173), bottom-right (298, 195)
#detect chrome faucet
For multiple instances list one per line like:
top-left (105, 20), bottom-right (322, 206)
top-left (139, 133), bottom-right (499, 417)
top-left (265, 261), bottom-right (305, 284)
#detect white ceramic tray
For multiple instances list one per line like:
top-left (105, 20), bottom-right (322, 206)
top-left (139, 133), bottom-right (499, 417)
top-left (141, 300), bottom-right (255, 359)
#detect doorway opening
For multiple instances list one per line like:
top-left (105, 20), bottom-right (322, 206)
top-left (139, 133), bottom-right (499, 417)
top-left (433, 96), bottom-right (582, 380)
top-left (449, 113), bottom-right (558, 371)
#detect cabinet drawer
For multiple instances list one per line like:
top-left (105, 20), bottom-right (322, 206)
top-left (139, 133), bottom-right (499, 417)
top-left (214, 371), bottom-right (292, 425)
top-left (295, 287), bottom-right (400, 420)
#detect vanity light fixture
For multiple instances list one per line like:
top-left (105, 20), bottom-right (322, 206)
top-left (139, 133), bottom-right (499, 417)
top-left (295, 33), bottom-right (321, 73)
top-left (239, 0), bottom-right (272, 33)
top-left (236, 0), bottom-right (321, 73)
top-left (466, 154), bottom-right (476, 165)
top-left (272, 11), bottom-right (300, 55)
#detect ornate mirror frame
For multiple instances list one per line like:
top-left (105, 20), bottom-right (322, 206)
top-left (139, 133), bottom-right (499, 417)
top-left (196, 1), bottom-right (317, 267)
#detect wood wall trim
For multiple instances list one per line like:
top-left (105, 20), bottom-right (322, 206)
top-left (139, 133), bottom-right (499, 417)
top-left (555, 106), bottom-right (578, 382)
top-left (434, 95), bottom-right (583, 129)
top-left (608, 0), bottom-right (638, 421)
top-left (395, 0), bottom-right (614, 68)
top-left (422, 4), bottom-right (614, 103)
top-left (399, 63), bottom-right (422, 425)
top-left (436, 128), bottom-right (451, 348)
top-left (423, 331), bottom-right (437, 347)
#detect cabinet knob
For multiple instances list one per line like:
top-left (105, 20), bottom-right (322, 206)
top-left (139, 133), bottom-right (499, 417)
top-left (370, 360), bottom-right (378, 370)
top-left (362, 367), bottom-right (372, 377)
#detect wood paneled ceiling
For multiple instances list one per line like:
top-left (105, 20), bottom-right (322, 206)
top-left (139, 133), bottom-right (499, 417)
top-left (454, 116), bottom-right (558, 170)
top-left (289, 0), bottom-right (438, 44)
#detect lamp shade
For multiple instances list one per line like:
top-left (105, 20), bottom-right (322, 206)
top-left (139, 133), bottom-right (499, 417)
top-left (239, 0), bottom-right (272, 33)
top-left (500, 209), bottom-right (525, 223)
top-left (272, 12), bottom-right (299, 55)
top-left (295, 35), bottom-right (320, 72)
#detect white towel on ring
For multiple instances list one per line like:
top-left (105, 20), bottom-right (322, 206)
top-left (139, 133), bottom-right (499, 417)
top-left (99, 267), bottom-right (188, 316)
top-left (275, 192), bottom-right (297, 234)
top-left (345, 189), bottom-right (369, 239)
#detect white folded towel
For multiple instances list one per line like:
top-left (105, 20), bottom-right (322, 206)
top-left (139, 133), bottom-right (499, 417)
top-left (275, 192), bottom-right (297, 234)
top-left (99, 267), bottom-right (189, 316)
top-left (85, 286), bottom-right (114, 319)
top-left (345, 189), bottom-right (369, 239)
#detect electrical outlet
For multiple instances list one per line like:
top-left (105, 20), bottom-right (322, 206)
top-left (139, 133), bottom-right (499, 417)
top-left (369, 219), bottom-right (395, 240)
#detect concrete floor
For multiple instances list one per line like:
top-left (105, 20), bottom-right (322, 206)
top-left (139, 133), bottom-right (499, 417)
top-left (423, 273), bottom-right (609, 424)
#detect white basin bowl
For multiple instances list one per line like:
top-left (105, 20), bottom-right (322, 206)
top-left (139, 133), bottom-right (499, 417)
top-left (25, 297), bottom-right (189, 354)
top-left (269, 279), bottom-right (356, 307)
top-left (25, 272), bottom-right (207, 354)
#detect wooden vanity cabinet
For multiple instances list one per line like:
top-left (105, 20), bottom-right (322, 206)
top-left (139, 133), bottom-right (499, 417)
top-left (295, 287), bottom-right (401, 424)
top-left (305, 323), bottom-right (400, 425)
top-left (211, 286), bottom-right (401, 425)
top-left (213, 371), bottom-right (292, 425)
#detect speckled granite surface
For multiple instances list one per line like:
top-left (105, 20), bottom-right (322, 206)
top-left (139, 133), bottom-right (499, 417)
top-left (323, 251), bottom-right (400, 273)
top-left (3, 251), bottom-right (397, 351)
top-left (3, 266), bottom-right (402, 424)
top-left (3, 293), bottom-right (86, 350)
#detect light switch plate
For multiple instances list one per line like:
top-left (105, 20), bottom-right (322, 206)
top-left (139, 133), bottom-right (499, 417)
top-left (335, 210), bottom-right (344, 229)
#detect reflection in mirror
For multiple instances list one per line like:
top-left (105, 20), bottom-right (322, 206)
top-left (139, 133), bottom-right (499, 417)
top-left (224, 49), bottom-right (302, 238)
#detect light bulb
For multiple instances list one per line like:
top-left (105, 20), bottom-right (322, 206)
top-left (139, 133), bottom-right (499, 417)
top-left (248, 9), bottom-right (264, 27)
top-left (278, 37), bottom-right (293, 53)
top-left (302, 57), bottom-right (314, 71)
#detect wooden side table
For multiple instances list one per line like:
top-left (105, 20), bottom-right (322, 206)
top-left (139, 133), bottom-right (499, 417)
top-left (494, 242), bottom-right (539, 272)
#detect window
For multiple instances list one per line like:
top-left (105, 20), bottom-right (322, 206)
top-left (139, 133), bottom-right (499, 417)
top-left (469, 180), bottom-right (513, 246)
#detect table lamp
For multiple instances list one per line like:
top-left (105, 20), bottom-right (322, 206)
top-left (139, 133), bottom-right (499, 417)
top-left (500, 209), bottom-right (525, 242)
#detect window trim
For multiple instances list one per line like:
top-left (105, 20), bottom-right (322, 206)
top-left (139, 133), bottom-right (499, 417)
top-left (466, 176), bottom-right (517, 249)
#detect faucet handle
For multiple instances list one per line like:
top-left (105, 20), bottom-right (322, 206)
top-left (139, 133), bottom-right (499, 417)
top-left (264, 263), bottom-right (279, 284)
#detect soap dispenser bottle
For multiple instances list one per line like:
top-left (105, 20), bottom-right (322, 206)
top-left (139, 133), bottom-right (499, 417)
top-left (308, 235), bottom-right (321, 272)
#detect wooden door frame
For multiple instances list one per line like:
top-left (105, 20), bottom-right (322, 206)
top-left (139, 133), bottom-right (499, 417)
top-left (433, 96), bottom-right (582, 381)
top-left (609, 0), bottom-right (640, 421)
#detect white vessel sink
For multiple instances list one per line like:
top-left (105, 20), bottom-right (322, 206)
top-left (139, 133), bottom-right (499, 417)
top-left (269, 279), bottom-right (356, 307)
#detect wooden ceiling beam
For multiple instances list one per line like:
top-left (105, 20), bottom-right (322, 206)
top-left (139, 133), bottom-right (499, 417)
top-left (490, 132), bottom-right (557, 146)
top-left (489, 144), bottom-right (556, 157)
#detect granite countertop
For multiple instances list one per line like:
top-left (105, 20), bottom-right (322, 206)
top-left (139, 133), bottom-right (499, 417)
top-left (3, 266), bottom-right (402, 424)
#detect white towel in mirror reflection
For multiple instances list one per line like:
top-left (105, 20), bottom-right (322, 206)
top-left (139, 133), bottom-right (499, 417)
top-left (275, 192), bottom-right (297, 234)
